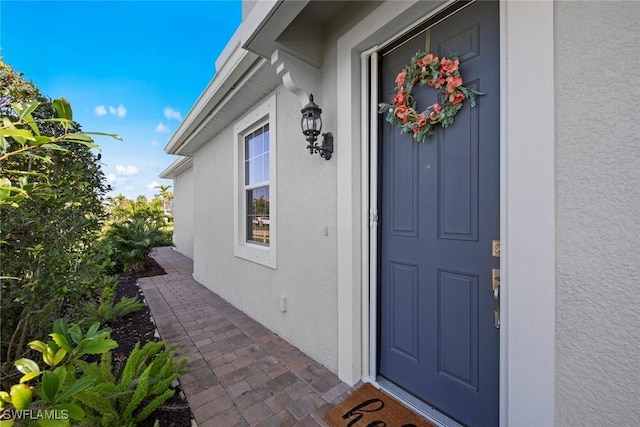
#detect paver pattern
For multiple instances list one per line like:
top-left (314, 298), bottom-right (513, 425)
top-left (138, 247), bottom-right (354, 427)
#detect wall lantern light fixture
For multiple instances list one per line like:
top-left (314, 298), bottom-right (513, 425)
top-left (300, 94), bottom-right (333, 160)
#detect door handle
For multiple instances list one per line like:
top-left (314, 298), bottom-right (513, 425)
top-left (492, 268), bottom-right (500, 329)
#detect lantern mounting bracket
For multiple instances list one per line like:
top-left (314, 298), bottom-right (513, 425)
top-left (307, 133), bottom-right (333, 160)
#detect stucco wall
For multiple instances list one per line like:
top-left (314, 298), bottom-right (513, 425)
top-left (555, 2), bottom-right (640, 424)
top-left (191, 86), bottom-right (339, 371)
top-left (172, 166), bottom-right (194, 259)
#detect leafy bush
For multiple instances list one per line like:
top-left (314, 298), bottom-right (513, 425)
top-left (83, 297), bottom-right (145, 325)
top-left (157, 228), bottom-right (174, 247)
top-left (0, 320), bottom-right (119, 425)
top-left (0, 320), bottom-right (187, 427)
top-left (75, 341), bottom-right (187, 426)
top-left (102, 219), bottom-right (165, 273)
top-left (107, 197), bottom-right (165, 229)
top-left (0, 60), bottom-right (120, 375)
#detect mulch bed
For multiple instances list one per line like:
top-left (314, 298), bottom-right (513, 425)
top-left (109, 254), bottom-right (193, 427)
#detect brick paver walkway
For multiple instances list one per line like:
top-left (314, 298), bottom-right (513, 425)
top-left (138, 247), bottom-right (353, 427)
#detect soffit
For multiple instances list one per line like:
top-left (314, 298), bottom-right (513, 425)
top-left (243, 0), bottom-right (353, 68)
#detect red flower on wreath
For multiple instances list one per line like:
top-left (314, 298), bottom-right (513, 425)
top-left (392, 88), bottom-right (407, 106)
top-left (446, 76), bottom-right (463, 94)
top-left (429, 103), bottom-right (442, 120)
top-left (427, 76), bottom-right (446, 89)
top-left (417, 54), bottom-right (438, 68)
top-left (395, 69), bottom-right (407, 87)
top-left (416, 113), bottom-right (428, 128)
top-left (379, 50), bottom-right (484, 142)
top-left (395, 104), bottom-right (410, 123)
top-left (450, 92), bottom-right (466, 105)
top-left (441, 58), bottom-right (460, 73)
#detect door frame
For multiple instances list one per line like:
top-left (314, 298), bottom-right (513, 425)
top-left (335, 1), bottom-right (555, 426)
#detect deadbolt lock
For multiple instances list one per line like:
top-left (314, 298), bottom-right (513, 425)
top-left (492, 240), bottom-right (501, 258)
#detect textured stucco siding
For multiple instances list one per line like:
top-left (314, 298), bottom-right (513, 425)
top-left (555, 2), bottom-right (640, 424)
top-left (191, 85), bottom-right (339, 371)
top-left (172, 166), bottom-right (194, 259)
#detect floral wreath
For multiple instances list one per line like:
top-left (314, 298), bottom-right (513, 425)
top-left (379, 51), bottom-right (484, 142)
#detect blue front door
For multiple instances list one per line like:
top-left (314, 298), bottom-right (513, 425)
top-left (378, 2), bottom-right (500, 426)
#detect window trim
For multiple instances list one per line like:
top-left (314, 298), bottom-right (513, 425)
top-left (233, 94), bottom-right (277, 268)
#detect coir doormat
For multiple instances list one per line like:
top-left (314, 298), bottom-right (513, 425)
top-left (324, 382), bottom-right (436, 427)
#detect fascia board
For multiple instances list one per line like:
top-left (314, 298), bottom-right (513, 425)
top-left (160, 156), bottom-right (193, 179)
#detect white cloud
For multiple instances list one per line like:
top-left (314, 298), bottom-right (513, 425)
top-left (155, 122), bottom-right (169, 133)
top-left (94, 105), bottom-right (107, 116)
top-left (105, 173), bottom-right (117, 183)
top-left (150, 140), bottom-right (158, 147)
top-left (95, 104), bottom-right (126, 118)
top-left (116, 165), bottom-right (139, 176)
top-left (116, 105), bottom-right (127, 118)
top-left (108, 105), bottom-right (127, 118)
top-left (163, 107), bottom-right (182, 121)
top-left (147, 181), bottom-right (160, 191)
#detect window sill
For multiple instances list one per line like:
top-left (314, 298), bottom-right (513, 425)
top-left (234, 242), bottom-right (276, 269)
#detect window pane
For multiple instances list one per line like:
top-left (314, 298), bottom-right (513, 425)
top-left (254, 154), bottom-right (264, 184)
top-left (245, 158), bottom-right (252, 185)
top-left (263, 152), bottom-right (269, 181)
top-left (255, 130), bottom-right (264, 156)
top-left (247, 137), bottom-right (255, 159)
top-left (245, 124), bottom-right (270, 185)
top-left (246, 186), bottom-right (270, 245)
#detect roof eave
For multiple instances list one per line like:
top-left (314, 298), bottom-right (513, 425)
top-left (160, 156), bottom-right (193, 179)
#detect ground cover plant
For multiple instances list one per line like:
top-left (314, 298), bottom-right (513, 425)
top-left (83, 297), bottom-right (145, 326)
top-left (106, 258), bottom-right (192, 427)
top-left (0, 317), bottom-right (188, 426)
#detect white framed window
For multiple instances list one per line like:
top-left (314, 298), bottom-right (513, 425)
top-left (233, 94), bottom-right (276, 268)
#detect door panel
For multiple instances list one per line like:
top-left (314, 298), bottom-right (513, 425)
top-left (390, 138), bottom-right (419, 236)
top-left (378, 2), bottom-right (500, 426)
top-left (389, 262), bottom-right (420, 361)
top-left (437, 269), bottom-right (479, 391)
top-left (437, 81), bottom-right (479, 241)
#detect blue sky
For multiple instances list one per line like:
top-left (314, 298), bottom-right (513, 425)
top-left (1, 0), bottom-right (241, 199)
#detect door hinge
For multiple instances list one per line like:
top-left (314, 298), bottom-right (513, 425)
top-left (369, 209), bottom-right (379, 228)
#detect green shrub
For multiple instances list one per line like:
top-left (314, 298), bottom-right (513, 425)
top-left (0, 320), bottom-right (187, 427)
top-left (0, 319), bottom-right (119, 425)
top-left (0, 62), bottom-right (120, 374)
top-left (75, 341), bottom-right (187, 427)
top-left (157, 228), bottom-right (174, 247)
top-left (102, 219), bottom-right (164, 272)
top-left (83, 297), bottom-right (145, 325)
